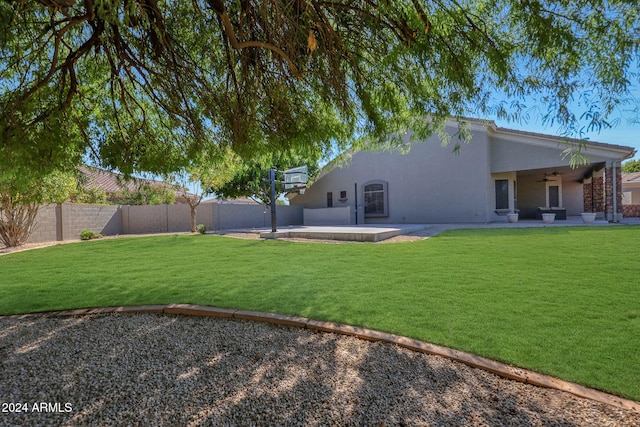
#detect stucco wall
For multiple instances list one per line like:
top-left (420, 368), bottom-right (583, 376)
top-left (304, 207), bottom-right (351, 225)
top-left (490, 171), bottom-right (517, 221)
top-left (623, 188), bottom-right (640, 204)
top-left (562, 180), bottom-right (584, 216)
top-left (491, 134), bottom-right (617, 174)
top-left (492, 138), bottom-right (574, 173)
top-left (292, 122), bottom-right (625, 223)
top-left (292, 125), bottom-right (493, 224)
top-left (273, 204), bottom-right (304, 226)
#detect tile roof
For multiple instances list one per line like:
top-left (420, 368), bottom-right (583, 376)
top-left (201, 197), bottom-right (259, 205)
top-left (78, 165), bottom-right (189, 196)
top-left (622, 172), bottom-right (640, 183)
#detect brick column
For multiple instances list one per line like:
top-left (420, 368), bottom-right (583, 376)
top-left (583, 179), bottom-right (593, 212)
top-left (593, 176), bottom-right (604, 213)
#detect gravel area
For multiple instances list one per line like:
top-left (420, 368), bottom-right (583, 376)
top-left (1, 313), bottom-right (638, 426)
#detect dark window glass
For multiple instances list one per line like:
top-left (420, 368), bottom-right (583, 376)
top-left (364, 183), bottom-right (386, 216)
top-left (340, 190), bottom-right (347, 199)
top-left (549, 185), bottom-right (560, 207)
top-left (327, 192), bottom-right (333, 208)
top-left (495, 180), bottom-right (509, 209)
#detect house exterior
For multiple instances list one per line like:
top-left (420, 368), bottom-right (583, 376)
top-left (289, 119), bottom-right (635, 224)
top-left (78, 165), bottom-right (193, 204)
top-left (622, 172), bottom-right (640, 217)
top-left (201, 197), bottom-right (259, 205)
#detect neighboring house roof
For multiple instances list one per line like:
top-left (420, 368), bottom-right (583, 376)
top-left (201, 197), bottom-right (259, 205)
top-left (622, 172), bottom-right (640, 186)
top-left (78, 165), bottom-right (193, 200)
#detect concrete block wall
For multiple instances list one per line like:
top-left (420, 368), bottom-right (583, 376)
top-left (27, 203), bottom-right (121, 243)
top-left (123, 204), bottom-right (211, 234)
top-left (28, 205), bottom-right (60, 243)
top-left (22, 202), bottom-right (303, 244)
top-left (167, 204), bottom-right (192, 232)
top-left (122, 205), bottom-right (169, 234)
top-left (122, 203), bottom-right (302, 234)
top-left (197, 204), bottom-right (215, 231)
top-left (212, 203), bottom-right (265, 230)
top-left (210, 203), bottom-right (302, 231)
top-left (60, 204), bottom-right (121, 240)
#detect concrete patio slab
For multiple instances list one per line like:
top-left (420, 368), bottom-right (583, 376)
top-left (259, 224), bottom-right (429, 242)
top-left (236, 217), bottom-right (640, 242)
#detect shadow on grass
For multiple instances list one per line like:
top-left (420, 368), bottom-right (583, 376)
top-left (1, 313), bottom-right (636, 426)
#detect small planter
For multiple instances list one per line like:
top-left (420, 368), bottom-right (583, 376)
top-left (581, 212), bottom-right (597, 224)
top-left (542, 213), bottom-right (556, 224)
top-left (507, 213), bottom-right (519, 223)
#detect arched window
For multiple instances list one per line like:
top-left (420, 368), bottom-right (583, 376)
top-left (363, 180), bottom-right (388, 217)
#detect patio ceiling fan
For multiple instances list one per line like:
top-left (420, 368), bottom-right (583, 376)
top-left (537, 173), bottom-right (559, 182)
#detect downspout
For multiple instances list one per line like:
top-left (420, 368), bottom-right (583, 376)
top-left (591, 173), bottom-right (594, 213)
top-left (354, 183), bottom-right (358, 225)
top-left (612, 161), bottom-right (618, 223)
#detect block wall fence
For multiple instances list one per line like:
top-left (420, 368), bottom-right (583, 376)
top-left (27, 203), bottom-right (303, 244)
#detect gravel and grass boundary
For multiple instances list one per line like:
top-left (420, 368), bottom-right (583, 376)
top-left (0, 304), bottom-right (640, 425)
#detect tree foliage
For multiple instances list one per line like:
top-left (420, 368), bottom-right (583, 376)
top-left (622, 159), bottom-right (640, 173)
top-left (173, 145), bottom-right (240, 231)
top-left (110, 183), bottom-right (177, 206)
top-left (71, 186), bottom-right (108, 205)
top-left (214, 149), bottom-right (321, 204)
top-left (1, 0), bottom-right (639, 177)
top-left (0, 170), bottom-right (76, 247)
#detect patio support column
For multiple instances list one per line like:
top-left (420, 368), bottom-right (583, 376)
top-left (604, 161), bottom-right (623, 222)
top-left (583, 177), bottom-right (593, 212)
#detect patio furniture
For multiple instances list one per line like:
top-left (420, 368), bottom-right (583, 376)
top-left (536, 207), bottom-right (566, 220)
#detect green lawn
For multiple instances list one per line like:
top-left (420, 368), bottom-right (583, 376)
top-left (1, 227), bottom-right (639, 401)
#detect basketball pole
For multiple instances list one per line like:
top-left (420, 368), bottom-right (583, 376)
top-left (270, 168), bottom-right (277, 233)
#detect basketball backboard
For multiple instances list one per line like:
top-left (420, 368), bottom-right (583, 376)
top-left (283, 166), bottom-right (308, 190)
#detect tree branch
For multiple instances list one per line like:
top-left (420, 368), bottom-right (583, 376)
top-left (208, 1), bottom-right (302, 78)
top-left (410, 0), bottom-right (431, 34)
top-left (8, 14), bottom-right (89, 118)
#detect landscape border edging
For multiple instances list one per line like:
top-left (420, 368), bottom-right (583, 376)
top-left (4, 303), bottom-right (639, 413)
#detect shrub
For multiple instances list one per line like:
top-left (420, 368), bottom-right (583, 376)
top-left (80, 229), bottom-right (103, 240)
top-left (196, 224), bottom-right (206, 234)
